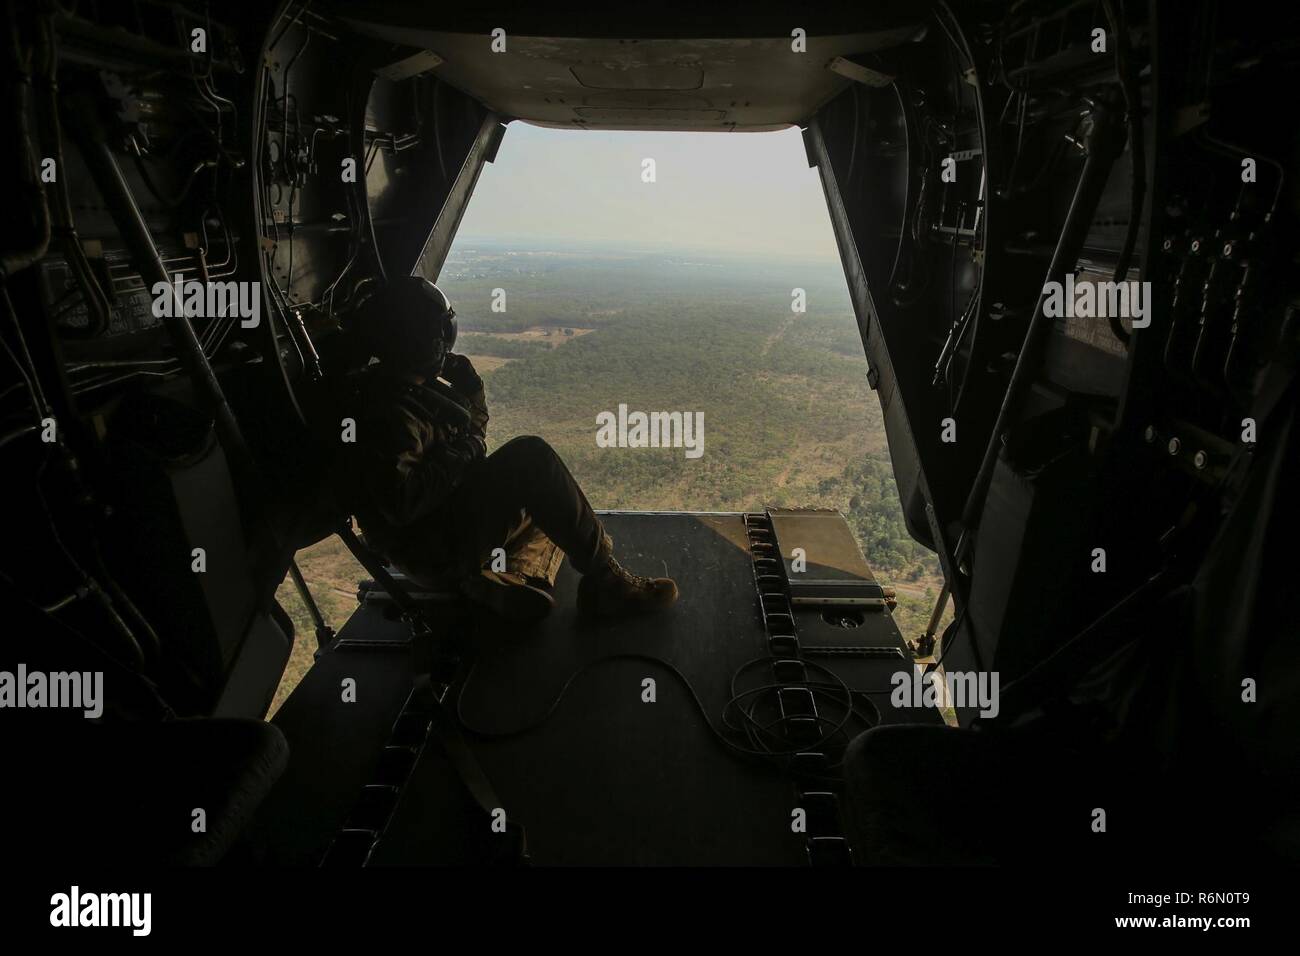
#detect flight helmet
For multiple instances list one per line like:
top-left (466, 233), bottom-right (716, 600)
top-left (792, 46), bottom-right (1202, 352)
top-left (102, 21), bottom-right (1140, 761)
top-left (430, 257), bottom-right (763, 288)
top-left (357, 276), bottom-right (458, 375)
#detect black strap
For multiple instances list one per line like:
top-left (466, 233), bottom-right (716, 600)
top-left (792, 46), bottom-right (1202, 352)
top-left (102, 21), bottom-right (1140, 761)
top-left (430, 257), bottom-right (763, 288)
top-left (419, 672), bottom-right (528, 862)
top-left (335, 518), bottom-right (527, 862)
top-left (336, 519), bottom-right (423, 620)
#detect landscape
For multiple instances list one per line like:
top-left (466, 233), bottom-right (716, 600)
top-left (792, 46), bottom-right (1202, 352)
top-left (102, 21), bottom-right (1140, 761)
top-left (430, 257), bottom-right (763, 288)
top-left (273, 238), bottom-right (950, 712)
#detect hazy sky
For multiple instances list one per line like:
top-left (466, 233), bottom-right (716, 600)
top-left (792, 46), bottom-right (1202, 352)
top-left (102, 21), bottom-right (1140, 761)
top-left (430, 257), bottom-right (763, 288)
top-left (455, 121), bottom-right (842, 262)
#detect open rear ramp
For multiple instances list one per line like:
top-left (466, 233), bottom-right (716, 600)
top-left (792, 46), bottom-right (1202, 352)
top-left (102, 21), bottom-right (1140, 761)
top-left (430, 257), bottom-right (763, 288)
top-left (241, 511), bottom-right (936, 866)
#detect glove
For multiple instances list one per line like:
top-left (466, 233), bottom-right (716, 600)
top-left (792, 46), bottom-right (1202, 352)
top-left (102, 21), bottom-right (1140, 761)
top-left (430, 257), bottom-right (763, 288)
top-left (441, 353), bottom-right (489, 441)
top-left (441, 353), bottom-right (483, 396)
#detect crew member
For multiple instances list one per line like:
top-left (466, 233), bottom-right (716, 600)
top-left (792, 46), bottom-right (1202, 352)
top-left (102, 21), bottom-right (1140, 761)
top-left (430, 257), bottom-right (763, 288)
top-left (340, 276), bottom-right (678, 623)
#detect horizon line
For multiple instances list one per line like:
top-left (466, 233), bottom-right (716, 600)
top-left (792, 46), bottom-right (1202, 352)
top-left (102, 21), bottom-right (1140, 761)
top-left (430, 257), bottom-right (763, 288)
top-left (449, 233), bottom-right (843, 266)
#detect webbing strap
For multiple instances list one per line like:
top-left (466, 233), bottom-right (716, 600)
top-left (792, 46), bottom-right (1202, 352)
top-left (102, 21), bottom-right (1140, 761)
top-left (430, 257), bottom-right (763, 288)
top-left (743, 511), bottom-right (854, 866)
top-left (331, 518), bottom-right (527, 863)
top-left (419, 674), bottom-right (528, 862)
top-left (336, 520), bottom-right (424, 620)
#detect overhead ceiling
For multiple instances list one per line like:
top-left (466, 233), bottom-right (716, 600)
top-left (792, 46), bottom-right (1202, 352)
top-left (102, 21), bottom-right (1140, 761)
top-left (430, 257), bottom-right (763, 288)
top-left (343, 22), bottom-right (925, 131)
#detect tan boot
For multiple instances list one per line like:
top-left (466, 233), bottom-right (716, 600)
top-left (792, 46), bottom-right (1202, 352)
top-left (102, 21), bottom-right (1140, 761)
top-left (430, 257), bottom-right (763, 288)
top-left (576, 556), bottom-right (678, 618)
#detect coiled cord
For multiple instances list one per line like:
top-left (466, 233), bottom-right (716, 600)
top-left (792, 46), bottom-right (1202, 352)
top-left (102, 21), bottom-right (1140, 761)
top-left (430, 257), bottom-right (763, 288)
top-left (455, 652), bottom-right (881, 783)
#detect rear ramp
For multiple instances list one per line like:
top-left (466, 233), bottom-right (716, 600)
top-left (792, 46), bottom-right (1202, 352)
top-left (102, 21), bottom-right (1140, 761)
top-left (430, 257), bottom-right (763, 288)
top-left (242, 511), bottom-right (938, 866)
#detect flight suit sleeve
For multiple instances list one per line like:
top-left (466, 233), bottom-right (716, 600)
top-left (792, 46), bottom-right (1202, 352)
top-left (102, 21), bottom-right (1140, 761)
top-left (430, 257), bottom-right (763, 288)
top-left (358, 402), bottom-right (467, 527)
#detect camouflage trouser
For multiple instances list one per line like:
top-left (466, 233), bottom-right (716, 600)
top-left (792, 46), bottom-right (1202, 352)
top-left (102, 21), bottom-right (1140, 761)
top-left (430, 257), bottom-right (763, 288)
top-left (498, 512), bottom-right (565, 585)
top-left (385, 516), bottom-right (565, 591)
top-left (385, 435), bottom-right (610, 590)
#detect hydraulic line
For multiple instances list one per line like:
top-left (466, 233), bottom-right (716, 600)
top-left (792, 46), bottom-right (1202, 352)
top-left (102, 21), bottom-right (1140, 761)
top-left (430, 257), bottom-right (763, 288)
top-left (36, 14), bottom-right (112, 336)
top-left (76, 132), bottom-right (255, 470)
top-left (0, 45), bottom-right (51, 277)
top-left (1100, 0), bottom-right (1146, 346)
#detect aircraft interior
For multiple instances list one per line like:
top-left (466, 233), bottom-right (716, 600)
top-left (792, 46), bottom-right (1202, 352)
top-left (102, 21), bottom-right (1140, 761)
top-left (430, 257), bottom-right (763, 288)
top-left (1, 0), bottom-right (1297, 883)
